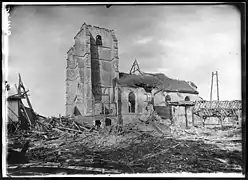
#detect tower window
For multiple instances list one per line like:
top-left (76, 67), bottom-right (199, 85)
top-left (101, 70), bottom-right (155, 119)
top-left (96, 35), bottom-right (102, 46)
top-left (128, 92), bottom-right (135, 113)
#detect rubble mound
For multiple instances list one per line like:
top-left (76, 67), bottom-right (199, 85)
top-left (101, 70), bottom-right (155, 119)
top-left (6, 115), bottom-right (243, 175)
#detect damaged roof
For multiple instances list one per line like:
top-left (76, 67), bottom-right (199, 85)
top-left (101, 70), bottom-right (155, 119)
top-left (118, 72), bottom-right (199, 94)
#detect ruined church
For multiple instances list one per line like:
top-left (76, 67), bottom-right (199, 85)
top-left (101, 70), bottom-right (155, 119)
top-left (66, 23), bottom-right (202, 127)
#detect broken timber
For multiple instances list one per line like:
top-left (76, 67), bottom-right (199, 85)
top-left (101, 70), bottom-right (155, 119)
top-left (7, 73), bottom-right (39, 132)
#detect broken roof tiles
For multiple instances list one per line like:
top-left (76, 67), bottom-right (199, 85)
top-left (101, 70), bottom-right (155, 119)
top-left (118, 72), bottom-right (199, 94)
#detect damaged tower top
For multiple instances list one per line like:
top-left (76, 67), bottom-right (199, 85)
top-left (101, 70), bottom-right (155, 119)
top-left (66, 23), bottom-right (119, 118)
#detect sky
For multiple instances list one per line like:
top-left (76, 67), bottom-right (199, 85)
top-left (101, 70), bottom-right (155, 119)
top-left (5, 4), bottom-right (241, 117)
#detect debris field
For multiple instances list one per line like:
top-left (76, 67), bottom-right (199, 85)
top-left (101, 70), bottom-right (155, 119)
top-left (6, 115), bottom-right (243, 175)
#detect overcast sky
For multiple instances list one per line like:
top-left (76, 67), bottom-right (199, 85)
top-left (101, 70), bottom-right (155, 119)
top-left (6, 4), bottom-right (241, 117)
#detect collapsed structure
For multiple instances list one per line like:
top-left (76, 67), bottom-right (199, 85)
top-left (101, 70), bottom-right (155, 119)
top-left (66, 23), bottom-right (202, 128)
top-left (6, 74), bottom-right (38, 131)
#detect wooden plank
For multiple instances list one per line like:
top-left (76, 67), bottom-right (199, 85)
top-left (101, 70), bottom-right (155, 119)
top-left (150, 121), bottom-right (164, 135)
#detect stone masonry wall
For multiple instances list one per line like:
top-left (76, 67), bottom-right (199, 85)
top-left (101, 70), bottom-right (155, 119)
top-left (66, 23), bottom-right (92, 116)
top-left (119, 86), bottom-right (152, 125)
top-left (66, 23), bottom-right (119, 119)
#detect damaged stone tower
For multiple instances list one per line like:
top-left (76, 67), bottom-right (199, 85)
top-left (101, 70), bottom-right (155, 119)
top-left (66, 23), bottom-right (119, 126)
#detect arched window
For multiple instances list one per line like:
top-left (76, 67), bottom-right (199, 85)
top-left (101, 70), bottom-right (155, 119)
top-left (73, 106), bottom-right (81, 116)
top-left (165, 95), bottom-right (171, 102)
top-left (105, 118), bottom-right (111, 126)
top-left (128, 92), bottom-right (135, 113)
top-left (185, 96), bottom-right (190, 101)
top-left (96, 35), bottom-right (102, 46)
top-left (95, 120), bottom-right (101, 129)
top-left (165, 95), bottom-right (171, 106)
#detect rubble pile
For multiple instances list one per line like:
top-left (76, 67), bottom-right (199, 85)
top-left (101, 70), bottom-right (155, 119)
top-left (6, 113), bottom-right (243, 175)
top-left (6, 74), bottom-right (243, 175)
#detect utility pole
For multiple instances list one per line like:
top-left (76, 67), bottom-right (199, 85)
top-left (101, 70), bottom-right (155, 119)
top-left (216, 71), bottom-right (219, 101)
top-left (210, 72), bottom-right (214, 101)
top-left (210, 71), bottom-right (220, 101)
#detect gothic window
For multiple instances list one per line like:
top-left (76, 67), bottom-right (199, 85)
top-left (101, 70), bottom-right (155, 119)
top-left (96, 35), bottom-right (102, 46)
top-left (165, 95), bottom-right (171, 106)
top-left (185, 96), bottom-right (190, 101)
top-left (128, 91), bottom-right (135, 113)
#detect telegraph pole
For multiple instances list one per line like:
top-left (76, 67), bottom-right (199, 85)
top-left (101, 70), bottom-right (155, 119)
top-left (210, 71), bottom-right (220, 101)
top-left (216, 71), bottom-right (219, 101)
top-left (210, 72), bottom-right (214, 101)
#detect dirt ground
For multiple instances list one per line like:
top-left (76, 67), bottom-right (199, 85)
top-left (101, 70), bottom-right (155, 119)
top-left (6, 121), bottom-right (244, 176)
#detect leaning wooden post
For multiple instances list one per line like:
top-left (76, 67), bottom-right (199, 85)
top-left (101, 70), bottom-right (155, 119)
top-left (219, 116), bottom-right (225, 130)
top-left (185, 106), bottom-right (188, 128)
top-left (192, 107), bottom-right (195, 127)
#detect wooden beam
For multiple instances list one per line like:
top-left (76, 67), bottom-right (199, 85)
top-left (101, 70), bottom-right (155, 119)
top-left (18, 74), bottom-right (33, 110)
top-left (185, 106), bottom-right (188, 128)
top-left (192, 108), bottom-right (195, 126)
top-left (20, 101), bottom-right (32, 127)
top-left (57, 127), bottom-right (83, 133)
